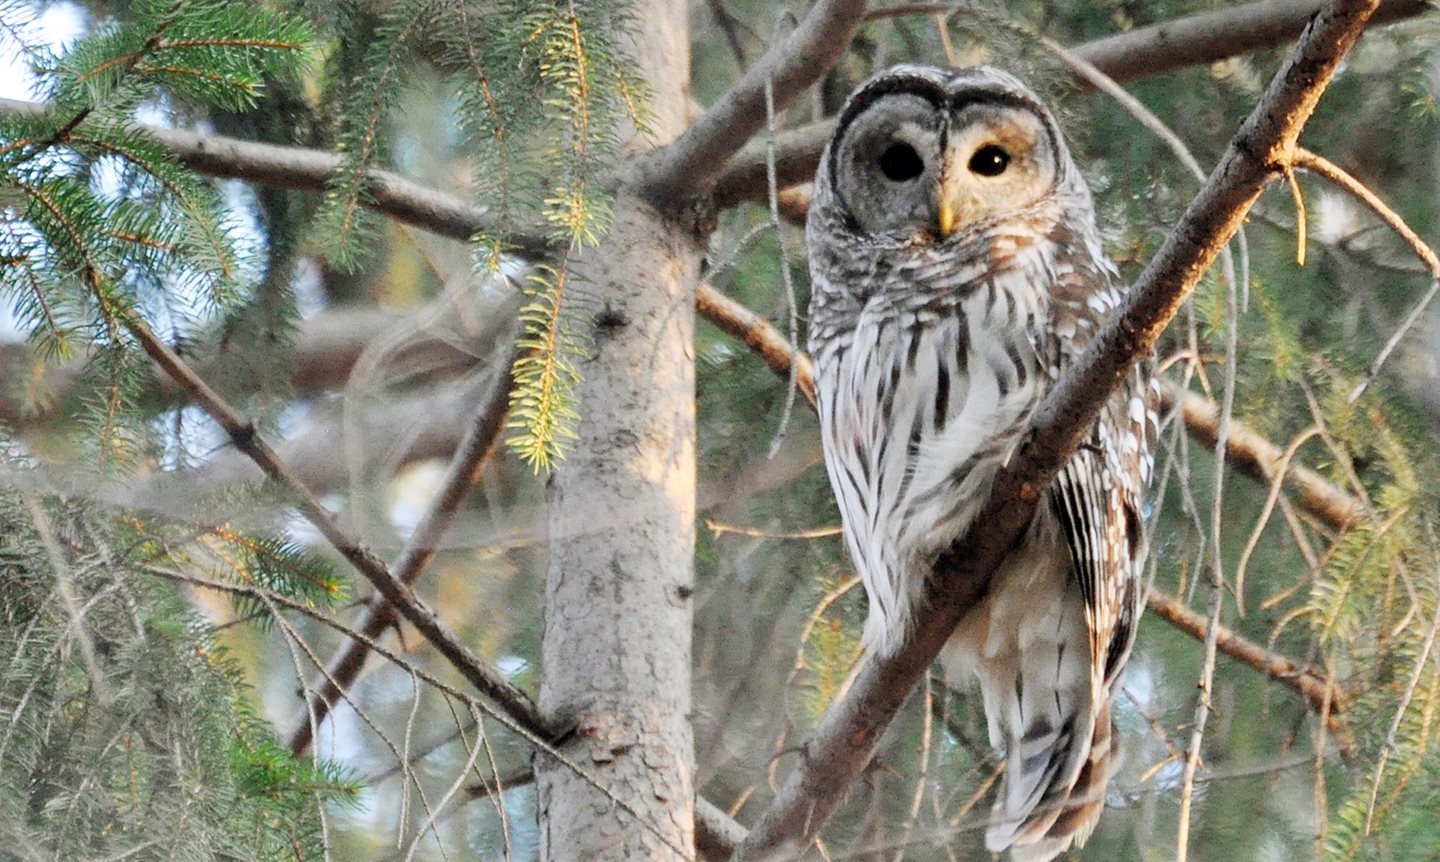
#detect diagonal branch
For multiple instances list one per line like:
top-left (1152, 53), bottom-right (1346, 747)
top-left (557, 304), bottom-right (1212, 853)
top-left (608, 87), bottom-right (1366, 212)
top-left (285, 346), bottom-right (519, 756)
top-left (709, 0), bottom-right (1429, 208)
top-left (124, 316), bottom-right (559, 741)
top-left (640, 0), bottom-right (870, 204)
top-left (731, 2), bottom-right (1381, 857)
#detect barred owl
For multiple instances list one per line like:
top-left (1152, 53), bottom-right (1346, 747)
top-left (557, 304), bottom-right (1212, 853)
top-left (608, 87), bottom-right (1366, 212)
top-left (806, 65), bottom-right (1159, 860)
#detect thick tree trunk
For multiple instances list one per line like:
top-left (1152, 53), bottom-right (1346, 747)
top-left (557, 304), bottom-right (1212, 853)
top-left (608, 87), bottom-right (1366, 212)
top-left (534, 1), bottom-right (698, 859)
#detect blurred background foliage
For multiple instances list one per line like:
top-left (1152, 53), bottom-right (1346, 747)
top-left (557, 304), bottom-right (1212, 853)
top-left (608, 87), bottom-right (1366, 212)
top-left (2, 0), bottom-right (1440, 859)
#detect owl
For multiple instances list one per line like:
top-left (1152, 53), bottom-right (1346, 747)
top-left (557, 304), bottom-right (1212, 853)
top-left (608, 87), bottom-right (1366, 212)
top-left (806, 65), bottom-right (1158, 860)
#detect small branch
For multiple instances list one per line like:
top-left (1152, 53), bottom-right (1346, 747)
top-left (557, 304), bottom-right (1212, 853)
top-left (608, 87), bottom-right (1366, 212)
top-left (1145, 590), bottom-right (1345, 725)
top-left (1169, 383), bottom-right (1362, 531)
top-left (285, 347), bottom-right (518, 755)
top-left (710, 0), bottom-right (1430, 208)
top-left (0, 97), bottom-right (550, 259)
top-left (732, 2), bottom-right (1381, 857)
top-left (125, 316), bottom-right (558, 740)
top-left (641, 0), bottom-right (869, 204)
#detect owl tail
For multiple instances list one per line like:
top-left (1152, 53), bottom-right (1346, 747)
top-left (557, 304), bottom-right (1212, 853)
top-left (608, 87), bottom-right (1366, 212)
top-left (952, 591), bottom-right (1109, 860)
top-left (985, 701), bottom-right (1115, 862)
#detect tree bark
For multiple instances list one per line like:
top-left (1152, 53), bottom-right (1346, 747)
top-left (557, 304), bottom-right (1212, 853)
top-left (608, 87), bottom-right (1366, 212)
top-left (533, 1), bottom-right (700, 858)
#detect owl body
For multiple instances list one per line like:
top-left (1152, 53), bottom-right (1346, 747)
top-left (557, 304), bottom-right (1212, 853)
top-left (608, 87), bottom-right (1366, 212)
top-left (807, 66), bottom-right (1157, 861)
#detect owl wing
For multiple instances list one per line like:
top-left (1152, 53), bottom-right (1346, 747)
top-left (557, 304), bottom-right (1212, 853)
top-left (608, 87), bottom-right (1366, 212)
top-left (986, 248), bottom-right (1155, 855)
top-left (1045, 250), bottom-right (1157, 696)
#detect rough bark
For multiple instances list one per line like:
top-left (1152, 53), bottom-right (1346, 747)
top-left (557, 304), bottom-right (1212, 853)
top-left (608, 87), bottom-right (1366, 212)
top-left (533, 1), bottom-right (700, 858)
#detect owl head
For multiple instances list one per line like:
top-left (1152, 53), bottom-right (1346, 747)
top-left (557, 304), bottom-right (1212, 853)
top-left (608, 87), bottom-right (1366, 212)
top-left (813, 65), bottom-right (1089, 245)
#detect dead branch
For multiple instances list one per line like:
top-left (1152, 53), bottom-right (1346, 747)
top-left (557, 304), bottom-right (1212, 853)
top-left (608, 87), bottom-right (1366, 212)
top-left (731, 3), bottom-right (1382, 857)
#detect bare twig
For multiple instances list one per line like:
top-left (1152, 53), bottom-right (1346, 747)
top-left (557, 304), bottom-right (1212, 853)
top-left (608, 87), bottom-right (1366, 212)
top-left (732, 3), bottom-right (1382, 857)
top-left (286, 345), bottom-right (519, 755)
top-left (641, 0), bottom-right (869, 204)
top-left (1290, 147), bottom-right (1440, 402)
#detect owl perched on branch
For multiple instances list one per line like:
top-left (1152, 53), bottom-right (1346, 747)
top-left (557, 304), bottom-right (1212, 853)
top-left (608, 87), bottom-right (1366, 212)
top-left (806, 65), bottom-right (1158, 861)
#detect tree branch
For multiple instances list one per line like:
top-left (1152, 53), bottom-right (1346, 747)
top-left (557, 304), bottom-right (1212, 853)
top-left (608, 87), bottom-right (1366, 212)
top-left (285, 346), bottom-right (518, 755)
top-left (0, 97), bottom-right (550, 259)
top-left (1145, 590), bottom-right (1344, 719)
top-left (709, 0), bottom-right (1429, 208)
top-left (731, 2), bottom-right (1381, 857)
top-left (124, 315), bottom-right (559, 741)
top-left (640, 0), bottom-right (869, 204)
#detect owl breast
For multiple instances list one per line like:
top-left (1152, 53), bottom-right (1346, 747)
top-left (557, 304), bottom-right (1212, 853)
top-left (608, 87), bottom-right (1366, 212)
top-left (810, 231), bottom-right (1056, 653)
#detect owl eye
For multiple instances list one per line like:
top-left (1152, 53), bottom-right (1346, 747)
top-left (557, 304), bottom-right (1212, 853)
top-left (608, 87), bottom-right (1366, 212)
top-left (969, 144), bottom-right (1010, 177)
top-left (878, 143), bottom-right (924, 182)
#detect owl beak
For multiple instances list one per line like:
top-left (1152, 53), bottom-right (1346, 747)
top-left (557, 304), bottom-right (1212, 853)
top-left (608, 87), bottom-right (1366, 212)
top-left (937, 202), bottom-right (958, 238)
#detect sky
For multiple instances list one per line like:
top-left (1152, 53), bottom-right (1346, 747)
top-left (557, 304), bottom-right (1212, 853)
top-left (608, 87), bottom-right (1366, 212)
top-left (0, 2), bottom-right (87, 101)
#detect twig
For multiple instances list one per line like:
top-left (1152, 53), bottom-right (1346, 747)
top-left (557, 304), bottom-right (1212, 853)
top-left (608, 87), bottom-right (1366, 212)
top-left (1290, 147), bottom-right (1440, 402)
top-left (732, 3), bottom-right (1381, 856)
top-left (1178, 146), bottom-right (1244, 862)
top-left (641, 0), bottom-right (869, 204)
top-left (286, 344), bottom-right (520, 755)
top-left (761, 74), bottom-right (802, 459)
top-left (1233, 428), bottom-right (1323, 615)
top-left (704, 519), bottom-right (841, 540)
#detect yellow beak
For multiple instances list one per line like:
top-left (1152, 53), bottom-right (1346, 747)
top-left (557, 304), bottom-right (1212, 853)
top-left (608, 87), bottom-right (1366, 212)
top-left (937, 202), bottom-right (957, 238)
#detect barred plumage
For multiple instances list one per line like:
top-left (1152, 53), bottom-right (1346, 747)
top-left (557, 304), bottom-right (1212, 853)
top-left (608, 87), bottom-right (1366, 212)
top-left (806, 65), bottom-right (1158, 861)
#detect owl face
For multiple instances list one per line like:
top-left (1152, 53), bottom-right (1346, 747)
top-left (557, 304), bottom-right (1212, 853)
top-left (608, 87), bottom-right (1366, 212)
top-left (824, 66), bottom-right (1067, 243)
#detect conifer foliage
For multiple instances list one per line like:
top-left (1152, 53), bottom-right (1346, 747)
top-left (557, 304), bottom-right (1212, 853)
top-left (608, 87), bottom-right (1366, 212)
top-left (3, 0), bottom-right (1440, 860)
